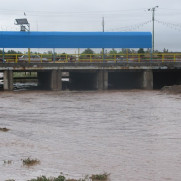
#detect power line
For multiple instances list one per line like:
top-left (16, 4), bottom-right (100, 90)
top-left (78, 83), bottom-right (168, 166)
top-left (155, 19), bottom-right (181, 32)
top-left (107, 20), bottom-right (152, 32)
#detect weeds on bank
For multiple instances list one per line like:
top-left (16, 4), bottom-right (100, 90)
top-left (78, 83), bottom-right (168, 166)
top-left (28, 173), bottom-right (109, 181)
top-left (5, 180), bottom-right (15, 181)
top-left (0, 127), bottom-right (10, 132)
top-left (28, 175), bottom-right (85, 181)
top-left (28, 175), bottom-right (66, 181)
top-left (22, 157), bottom-right (40, 167)
top-left (91, 173), bottom-right (109, 180)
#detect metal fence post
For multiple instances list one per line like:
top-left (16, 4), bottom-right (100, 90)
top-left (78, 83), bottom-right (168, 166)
top-left (138, 54), bottom-right (141, 62)
top-left (66, 54), bottom-right (68, 62)
top-left (90, 54), bottom-right (92, 62)
top-left (15, 55), bottom-right (18, 63)
top-left (162, 54), bottom-right (164, 62)
top-left (41, 54), bottom-right (43, 63)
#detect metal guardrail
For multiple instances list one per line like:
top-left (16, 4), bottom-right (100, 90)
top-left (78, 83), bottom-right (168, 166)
top-left (1, 53), bottom-right (181, 63)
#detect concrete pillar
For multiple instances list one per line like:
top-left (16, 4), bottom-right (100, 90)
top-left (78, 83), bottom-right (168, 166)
top-left (3, 70), bottom-right (13, 91)
top-left (97, 70), bottom-right (108, 90)
top-left (141, 70), bottom-right (153, 90)
top-left (50, 70), bottom-right (62, 91)
top-left (103, 70), bottom-right (108, 90)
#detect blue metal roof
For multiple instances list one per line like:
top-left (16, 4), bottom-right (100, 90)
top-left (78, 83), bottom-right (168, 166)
top-left (0, 31), bottom-right (152, 48)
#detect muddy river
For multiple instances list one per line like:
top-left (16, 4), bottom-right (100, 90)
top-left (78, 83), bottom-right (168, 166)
top-left (0, 90), bottom-right (181, 180)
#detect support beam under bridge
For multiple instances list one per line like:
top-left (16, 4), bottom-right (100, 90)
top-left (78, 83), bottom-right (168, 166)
top-left (69, 70), bottom-right (108, 90)
top-left (0, 68), bottom-right (155, 91)
top-left (37, 70), bottom-right (62, 91)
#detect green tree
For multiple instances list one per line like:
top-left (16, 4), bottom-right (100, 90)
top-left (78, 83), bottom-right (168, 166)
top-left (59, 52), bottom-right (67, 60)
top-left (81, 48), bottom-right (94, 54)
top-left (163, 48), bottom-right (168, 53)
top-left (0, 49), bottom-right (22, 54)
top-left (109, 48), bottom-right (117, 54)
top-left (138, 48), bottom-right (145, 54)
top-left (80, 48), bottom-right (95, 60)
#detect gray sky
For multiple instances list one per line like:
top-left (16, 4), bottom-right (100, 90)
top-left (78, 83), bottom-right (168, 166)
top-left (0, 0), bottom-right (181, 51)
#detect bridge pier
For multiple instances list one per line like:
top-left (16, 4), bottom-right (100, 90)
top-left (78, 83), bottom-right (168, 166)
top-left (50, 70), bottom-right (62, 91)
top-left (97, 70), bottom-right (108, 90)
top-left (141, 70), bottom-right (153, 90)
top-left (3, 70), bottom-right (13, 91)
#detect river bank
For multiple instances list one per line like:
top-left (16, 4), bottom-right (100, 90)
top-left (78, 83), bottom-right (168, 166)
top-left (161, 85), bottom-right (181, 94)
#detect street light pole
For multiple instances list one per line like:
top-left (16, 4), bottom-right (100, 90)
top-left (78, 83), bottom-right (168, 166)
top-left (15, 18), bottom-right (30, 62)
top-left (148, 6), bottom-right (159, 52)
top-left (102, 17), bottom-right (105, 62)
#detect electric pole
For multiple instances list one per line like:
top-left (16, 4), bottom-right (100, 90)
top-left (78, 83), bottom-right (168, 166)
top-left (102, 17), bottom-right (105, 62)
top-left (148, 6), bottom-right (159, 52)
top-left (102, 17), bottom-right (105, 32)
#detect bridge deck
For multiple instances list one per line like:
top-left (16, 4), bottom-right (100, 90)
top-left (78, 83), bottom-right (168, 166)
top-left (0, 62), bottom-right (181, 71)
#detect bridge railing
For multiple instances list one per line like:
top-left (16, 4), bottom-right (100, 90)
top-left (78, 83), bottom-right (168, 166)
top-left (1, 53), bottom-right (181, 63)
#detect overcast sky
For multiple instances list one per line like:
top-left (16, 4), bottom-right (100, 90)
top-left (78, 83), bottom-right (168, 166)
top-left (0, 0), bottom-right (181, 51)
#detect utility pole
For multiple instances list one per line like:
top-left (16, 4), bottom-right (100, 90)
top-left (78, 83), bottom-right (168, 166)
top-left (102, 17), bottom-right (105, 32)
top-left (102, 17), bottom-right (105, 62)
top-left (148, 6), bottom-right (159, 52)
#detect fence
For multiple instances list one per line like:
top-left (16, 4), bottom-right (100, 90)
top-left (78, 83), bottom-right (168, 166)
top-left (1, 53), bottom-right (181, 63)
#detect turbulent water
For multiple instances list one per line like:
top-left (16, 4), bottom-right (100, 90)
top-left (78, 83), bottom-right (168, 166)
top-left (1, 90), bottom-right (181, 181)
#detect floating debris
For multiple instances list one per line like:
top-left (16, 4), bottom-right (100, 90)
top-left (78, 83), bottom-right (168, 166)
top-left (3, 160), bottom-right (12, 165)
top-left (0, 127), bottom-right (10, 132)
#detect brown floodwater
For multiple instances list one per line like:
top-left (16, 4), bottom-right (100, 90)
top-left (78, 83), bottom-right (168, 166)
top-left (0, 90), bottom-right (181, 181)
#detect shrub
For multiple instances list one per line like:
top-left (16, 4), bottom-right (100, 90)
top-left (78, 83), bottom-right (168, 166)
top-left (22, 157), bottom-right (40, 167)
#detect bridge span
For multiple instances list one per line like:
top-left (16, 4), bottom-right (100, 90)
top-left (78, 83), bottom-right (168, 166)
top-left (1, 31), bottom-right (179, 91)
top-left (1, 61), bottom-right (181, 91)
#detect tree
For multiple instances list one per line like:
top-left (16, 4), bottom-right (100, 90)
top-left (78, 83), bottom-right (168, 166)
top-left (163, 48), bottom-right (168, 53)
top-left (109, 48), bottom-right (117, 55)
top-left (60, 52), bottom-right (67, 60)
top-left (138, 48), bottom-right (145, 54)
top-left (0, 49), bottom-right (22, 54)
top-left (81, 48), bottom-right (94, 55)
top-left (80, 48), bottom-right (95, 59)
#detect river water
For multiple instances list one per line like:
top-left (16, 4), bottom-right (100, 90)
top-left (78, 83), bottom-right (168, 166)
top-left (0, 90), bottom-right (181, 181)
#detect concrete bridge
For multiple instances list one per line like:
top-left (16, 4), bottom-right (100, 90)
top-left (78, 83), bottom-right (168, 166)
top-left (1, 61), bottom-right (181, 91)
top-left (1, 31), bottom-right (174, 91)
